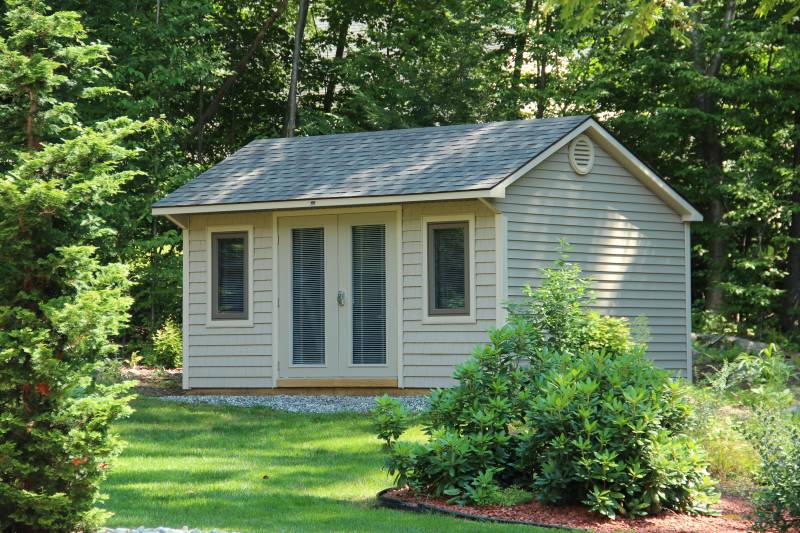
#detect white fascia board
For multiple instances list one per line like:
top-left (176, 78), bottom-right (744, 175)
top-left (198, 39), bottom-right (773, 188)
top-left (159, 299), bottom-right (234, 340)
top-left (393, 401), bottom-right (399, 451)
top-left (490, 118), bottom-right (704, 223)
top-left (490, 119), bottom-right (594, 198)
top-left (152, 189), bottom-right (492, 216)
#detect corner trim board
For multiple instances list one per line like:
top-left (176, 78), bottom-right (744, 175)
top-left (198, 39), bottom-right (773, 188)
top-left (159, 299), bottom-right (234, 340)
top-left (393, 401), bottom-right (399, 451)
top-left (685, 222), bottom-right (693, 382)
top-left (182, 227), bottom-right (190, 390)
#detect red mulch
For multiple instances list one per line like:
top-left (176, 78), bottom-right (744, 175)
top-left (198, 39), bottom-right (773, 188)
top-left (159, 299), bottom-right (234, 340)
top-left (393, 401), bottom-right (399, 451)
top-left (384, 487), bottom-right (753, 532)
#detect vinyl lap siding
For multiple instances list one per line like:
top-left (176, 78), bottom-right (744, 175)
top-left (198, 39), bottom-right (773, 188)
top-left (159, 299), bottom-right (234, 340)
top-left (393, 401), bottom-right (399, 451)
top-left (402, 201), bottom-right (497, 388)
top-left (185, 212), bottom-right (273, 388)
top-left (496, 145), bottom-right (689, 376)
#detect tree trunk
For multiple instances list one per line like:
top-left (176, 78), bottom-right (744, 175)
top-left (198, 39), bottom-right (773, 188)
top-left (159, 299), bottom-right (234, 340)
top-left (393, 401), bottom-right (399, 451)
top-left (26, 88), bottom-right (36, 149)
top-left (510, 0), bottom-right (534, 117)
top-left (783, 111), bottom-right (800, 330)
top-left (511, 0), bottom-right (534, 88)
top-left (192, 0), bottom-right (289, 136)
top-left (322, 15), bottom-right (350, 113)
top-left (284, 0), bottom-right (310, 137)
top-left (690, 0), bottom-right (736, 312)
top-left (534, 15), bottom-right (550, 119)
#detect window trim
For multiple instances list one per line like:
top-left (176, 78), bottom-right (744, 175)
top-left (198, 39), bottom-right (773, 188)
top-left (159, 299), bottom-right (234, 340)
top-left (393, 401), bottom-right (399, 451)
top-left (206, 225), bottom-right (254, 327)
top-left (421, 214), bottom-right (476, 324)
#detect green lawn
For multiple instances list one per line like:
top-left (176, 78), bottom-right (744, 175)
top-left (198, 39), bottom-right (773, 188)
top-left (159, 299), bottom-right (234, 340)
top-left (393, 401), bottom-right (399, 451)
top-left (102, 399), bottom-right (542, 533)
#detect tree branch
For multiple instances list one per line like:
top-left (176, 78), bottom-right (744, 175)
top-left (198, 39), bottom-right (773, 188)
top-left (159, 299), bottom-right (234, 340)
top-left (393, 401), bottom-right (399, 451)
top-left (192, 0), bottom-right (289, 136)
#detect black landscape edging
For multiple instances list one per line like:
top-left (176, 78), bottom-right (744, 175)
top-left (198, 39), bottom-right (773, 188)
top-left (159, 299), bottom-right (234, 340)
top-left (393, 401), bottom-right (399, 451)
top-left (376, 488), bottom-right (591, 531)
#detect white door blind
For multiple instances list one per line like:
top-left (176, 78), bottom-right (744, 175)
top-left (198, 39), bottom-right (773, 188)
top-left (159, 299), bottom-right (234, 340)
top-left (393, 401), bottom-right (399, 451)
top-left (351, 224), bottom-right (386, 365)
top-left (292, 227), bottom-right (326, 365)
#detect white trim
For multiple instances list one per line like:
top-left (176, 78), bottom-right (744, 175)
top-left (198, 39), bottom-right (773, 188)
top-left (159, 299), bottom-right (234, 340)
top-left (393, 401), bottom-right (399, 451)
top-left (494, 213), bottom-right (507, 327)
top-left (271, 212), bottom-right (279, 387)
top-left (685, 223), bottom-right (693, 382)
top-left (181, 227), bottom-right (190, 390)
top-left (205, 224), bottom-right (255, 328)
top-left (396, 207), bottom-right (404, 388)
top-left (421, 213), bottom-right (477, 325)
top-left (153, 190), bottom-right (489, 216)
top-left (568, 134), bottom-right (595, 175)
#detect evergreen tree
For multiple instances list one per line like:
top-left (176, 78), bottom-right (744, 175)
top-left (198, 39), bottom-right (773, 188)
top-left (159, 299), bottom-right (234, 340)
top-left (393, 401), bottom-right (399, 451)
top-left (0, 2), bottom-right (142, 530)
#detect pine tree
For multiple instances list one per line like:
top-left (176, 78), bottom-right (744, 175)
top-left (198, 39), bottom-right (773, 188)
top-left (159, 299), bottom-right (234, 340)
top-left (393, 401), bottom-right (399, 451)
top-left (0, 2), bottom-right (144, 530)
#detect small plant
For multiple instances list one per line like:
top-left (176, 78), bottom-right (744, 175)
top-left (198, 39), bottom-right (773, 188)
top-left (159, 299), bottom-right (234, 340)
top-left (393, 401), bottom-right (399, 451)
top-left (372, 395), bottom-right (410, 446)
top-left (741, 411), bottom-right (800, 532)
top-left (127, 350), bottom-right (144, 368)
top-left (95, 358), bottom-right (125, 385)
top-left (147, 319), bottom-right (182, 368)
top-left (705, 344), bottom-right (795, 409)
top-left (684, 386), bottom-right (758, 493)
top-left (458, 468), bottom-right (503, 506)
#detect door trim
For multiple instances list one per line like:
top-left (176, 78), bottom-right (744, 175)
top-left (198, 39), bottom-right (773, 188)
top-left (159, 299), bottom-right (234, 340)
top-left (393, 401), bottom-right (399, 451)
top-left (273, 206), bottom-right (402, 386)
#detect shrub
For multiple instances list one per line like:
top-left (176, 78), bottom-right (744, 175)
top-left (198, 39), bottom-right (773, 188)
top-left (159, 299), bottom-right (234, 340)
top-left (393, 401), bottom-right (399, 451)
top-left (372, 395), bottom-right (411, 446)
top-left (147, 319), bottom-right (183, 368)
top-left (741, 411), bottom-right (800, 532)
top-left (517, 347), bottom-right (716, 518)
top-left (381, 251), bottom-right (717, 518)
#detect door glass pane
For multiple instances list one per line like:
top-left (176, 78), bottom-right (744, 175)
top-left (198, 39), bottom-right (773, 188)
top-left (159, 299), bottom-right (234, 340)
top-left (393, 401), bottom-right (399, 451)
top-left (292, 227), bottom-right (325, 365)
top-left (432, 225), bottom-right (467, 311)
top-left (352, 224), bottom-right (386, 365)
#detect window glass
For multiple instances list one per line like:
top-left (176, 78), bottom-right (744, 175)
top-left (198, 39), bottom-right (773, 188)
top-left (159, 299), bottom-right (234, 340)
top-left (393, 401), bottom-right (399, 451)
top-left (212, 232), bottom-right (248, 319)
top-left (428, 222), bottom-right (469, 315)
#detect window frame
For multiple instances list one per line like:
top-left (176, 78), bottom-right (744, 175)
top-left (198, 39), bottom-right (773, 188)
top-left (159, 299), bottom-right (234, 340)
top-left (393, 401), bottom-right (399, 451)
top-left (421, 215), bottom-right (476, 324)
top-left (206, 225), bottom-right (254, 327)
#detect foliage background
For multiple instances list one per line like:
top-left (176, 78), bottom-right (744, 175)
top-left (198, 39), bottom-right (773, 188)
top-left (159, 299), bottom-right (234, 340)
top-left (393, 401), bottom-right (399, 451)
top-left (5, 0), bottom-right (799, 352)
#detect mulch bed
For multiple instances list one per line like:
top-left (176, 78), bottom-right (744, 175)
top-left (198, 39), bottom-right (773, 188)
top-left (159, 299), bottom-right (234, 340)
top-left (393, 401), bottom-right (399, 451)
top-left (121, 366), bottom-right (183, 397)
top-left (380, 487), bottom-right (753, 533)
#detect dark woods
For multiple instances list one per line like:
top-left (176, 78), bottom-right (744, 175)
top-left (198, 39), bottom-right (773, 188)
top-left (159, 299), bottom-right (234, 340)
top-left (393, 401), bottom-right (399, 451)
top-left (4, 0), bottom-right (800, 354)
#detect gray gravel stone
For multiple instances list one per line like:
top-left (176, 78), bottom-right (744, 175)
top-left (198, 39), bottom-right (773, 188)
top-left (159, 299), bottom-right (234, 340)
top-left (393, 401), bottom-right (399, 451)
top-left (152, 394), bottom-right (428, 413)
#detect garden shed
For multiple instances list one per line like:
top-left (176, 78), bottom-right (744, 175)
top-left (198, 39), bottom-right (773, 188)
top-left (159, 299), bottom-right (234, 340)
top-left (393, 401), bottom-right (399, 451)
top-left (153, 115), bottom-right (702, 390)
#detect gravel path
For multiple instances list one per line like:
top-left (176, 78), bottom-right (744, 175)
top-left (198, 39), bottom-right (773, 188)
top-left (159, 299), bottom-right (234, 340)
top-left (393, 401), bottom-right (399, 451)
top-left (153, 394), bottom-right (429, 413)
top-left (106, 529), bottom-right (239, 533)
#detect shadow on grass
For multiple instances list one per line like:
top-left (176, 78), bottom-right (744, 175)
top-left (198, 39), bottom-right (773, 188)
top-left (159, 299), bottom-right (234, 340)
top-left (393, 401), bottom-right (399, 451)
top-left (102, 399), bottom-right (546, 532)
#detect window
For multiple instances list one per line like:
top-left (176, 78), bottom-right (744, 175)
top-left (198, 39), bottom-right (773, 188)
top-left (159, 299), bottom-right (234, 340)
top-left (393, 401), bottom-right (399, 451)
top-left (427, 221), bottom-right (469, 316)
top-left (211, 231), bottom-right (248, 320)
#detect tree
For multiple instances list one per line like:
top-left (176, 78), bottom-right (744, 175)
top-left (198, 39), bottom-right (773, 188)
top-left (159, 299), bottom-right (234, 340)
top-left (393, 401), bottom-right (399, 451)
top-left (0, 2), bottom-right (141, 530)
top-left (285, 0), bottom-right (311, 137)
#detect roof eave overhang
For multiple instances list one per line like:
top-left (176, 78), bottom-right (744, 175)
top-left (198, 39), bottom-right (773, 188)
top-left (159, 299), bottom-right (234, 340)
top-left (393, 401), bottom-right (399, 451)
top-left (489, 118), bottom-right (703, 223)
top-left (151, 188), bottom-right (494, 217)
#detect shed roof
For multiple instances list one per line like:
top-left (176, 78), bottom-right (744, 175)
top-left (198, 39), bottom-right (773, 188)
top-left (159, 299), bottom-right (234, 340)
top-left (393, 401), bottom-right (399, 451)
top-left (153, 115), bottom-right (590, 208)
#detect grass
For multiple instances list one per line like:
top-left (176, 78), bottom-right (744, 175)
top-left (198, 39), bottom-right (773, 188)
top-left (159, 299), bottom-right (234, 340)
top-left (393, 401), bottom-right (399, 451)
top-left (102, 399), bottom-right (547, 533)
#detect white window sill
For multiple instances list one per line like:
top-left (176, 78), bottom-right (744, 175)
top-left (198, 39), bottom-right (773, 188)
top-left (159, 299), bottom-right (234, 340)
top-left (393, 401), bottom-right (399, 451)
top-left (422, 314), bottom-right (476, 325)
top-left (205, 318), bottom-right (253, 328)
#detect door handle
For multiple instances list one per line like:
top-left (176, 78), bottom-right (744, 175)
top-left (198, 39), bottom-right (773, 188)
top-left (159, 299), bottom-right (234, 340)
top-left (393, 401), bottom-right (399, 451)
top-left (337, 290), bottom-right (346, 306)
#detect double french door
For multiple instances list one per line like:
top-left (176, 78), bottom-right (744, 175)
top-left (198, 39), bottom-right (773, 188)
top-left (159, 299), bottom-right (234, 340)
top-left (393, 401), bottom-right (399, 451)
top-left (277, 212), bottom-right (397, 379)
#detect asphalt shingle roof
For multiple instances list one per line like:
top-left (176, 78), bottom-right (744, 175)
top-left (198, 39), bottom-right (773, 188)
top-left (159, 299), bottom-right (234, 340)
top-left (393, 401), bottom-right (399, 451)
top-left (154, 115), bottom-right (590, 208)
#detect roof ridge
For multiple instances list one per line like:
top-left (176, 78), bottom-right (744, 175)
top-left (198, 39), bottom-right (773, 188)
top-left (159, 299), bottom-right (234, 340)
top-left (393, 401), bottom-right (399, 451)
top-left (248, 114), bottom-right (591, 145)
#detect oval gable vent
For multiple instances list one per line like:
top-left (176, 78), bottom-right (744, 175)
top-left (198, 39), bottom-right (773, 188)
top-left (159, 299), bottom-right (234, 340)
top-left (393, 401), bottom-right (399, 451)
top-left (568, 135), bottom-right (595, 175)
